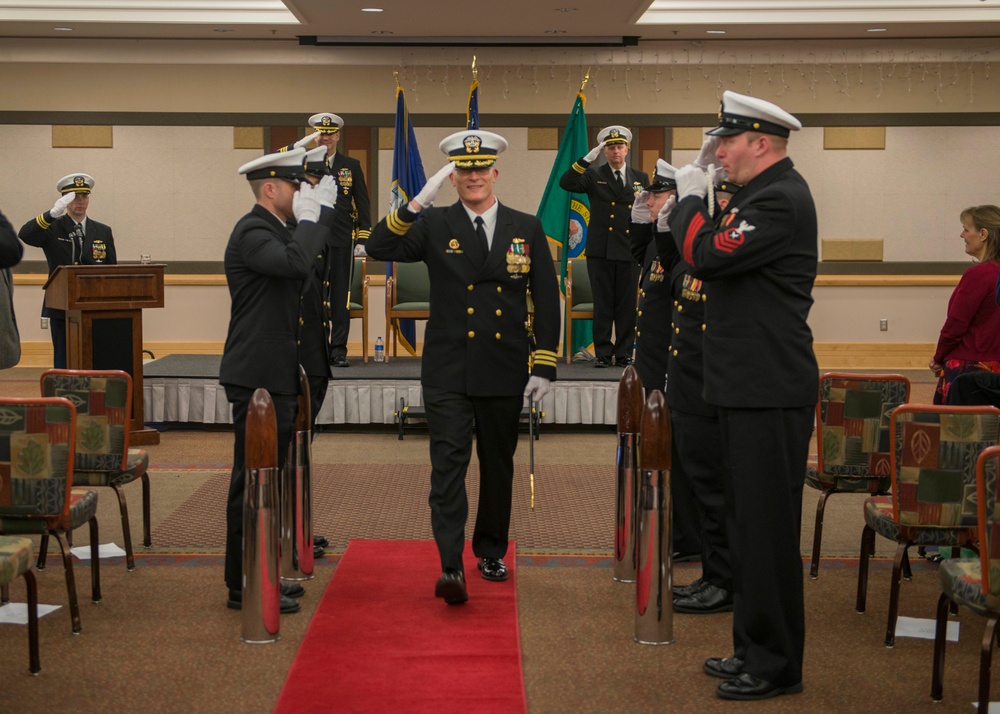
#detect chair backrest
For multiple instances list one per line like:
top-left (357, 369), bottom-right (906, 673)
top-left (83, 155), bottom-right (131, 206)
top-left (569, 258), bottom-right (593, 306)
top-left (815, 372), bottom-right (911, 491)
top-left (889, 404), bottom-right (1000, 527)
top-left (0, 397), bottom-right (76, 521)
top-left (349, 257), bottom-right (365, 310)
top-left (975, 444), bottom-right (1000, 597)
top-left (392, 261), bottom-right (431, 306)
top-left (40, 370), bottom-right (132, 473)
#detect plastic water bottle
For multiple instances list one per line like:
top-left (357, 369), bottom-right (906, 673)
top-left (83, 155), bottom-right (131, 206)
top-left (374, 337), bottom-right (384, 363)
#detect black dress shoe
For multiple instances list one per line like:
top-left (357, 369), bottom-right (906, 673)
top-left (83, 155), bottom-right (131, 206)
top-left (673, 551), bottom-right (702, 563)
top-left (226, 588), bottom-right (301, 614)
top-left (332, 355), bottom-right (351, 368)
top-left (313, 544), bottom-right (326, 559)
top-left (703, 656), bottom-right (744, 680)
top-left (673, 583), bottom-right (734, 614)
top-left (477, 557), bottom-right (509, 581)
top-left (594, 357), bottom-right (612, 368)
top-left (617, 356), bottom-right (634, 366)
top-left (280, 582), bottom-right (305, 599)
top-left (716, 673), bottom-right (802, 701)
top-left (671, 577), bottom-right (706, 599)
top-left (434, 569), bottom-right (468, 605)
top-left (313, 534), bottom-right (329, 549)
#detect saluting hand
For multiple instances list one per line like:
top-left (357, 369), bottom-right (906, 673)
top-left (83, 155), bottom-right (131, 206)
top-left (293, 182), bottom-right (323, 223)
top-left (49, 193), bottom-right (76, 219)
top-left (656, 196), bottom-right (677, 233)
top-left (314, 175), bottom-right (337, 208)
top-left (410, 162), bottom-right (455, 212)
top-left (631, 191), bottom-right (653, 224)
top-left (674, 164), bottom-right (709, 200)
top-left (582, 141), bottom-right (606, 164)
top-left (693, 135), bottom-right (721, 171)
top-left (294, 132), bottom-right (322, 149)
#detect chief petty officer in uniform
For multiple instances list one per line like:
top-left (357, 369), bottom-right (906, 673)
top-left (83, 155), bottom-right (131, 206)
top-left (560, 126), bottom-right (648, 367)
top-left (220, 148), bottom-right (337, 614)
top-left (668, 91), bottom-right (817, 700)
top-left (309, 112), bottom-right (372, 369)
top-left (366, 129), bottom-right (560, 605)
top-left (19, 173), bottom-right (116, 368)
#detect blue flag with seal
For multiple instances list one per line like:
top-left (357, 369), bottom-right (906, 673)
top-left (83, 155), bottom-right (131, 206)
top-left (388, 84), bottom-right (426, 356)
top-left (536, 91), bottom-right (592, 359)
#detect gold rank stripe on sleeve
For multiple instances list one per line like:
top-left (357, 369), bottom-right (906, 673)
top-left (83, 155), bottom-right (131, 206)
top-left (35, 214), bottom-right (51, 229)
top-left (357, 229), bottom-right (371, 240)
top-left (385, 209), bottom-right (414, 236)
top-left (533, 349), bottom-right (558, 367)
top-left (571, 161), bottom-right (587, 174)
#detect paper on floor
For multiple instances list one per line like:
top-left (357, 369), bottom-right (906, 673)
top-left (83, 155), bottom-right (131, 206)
top-left (895, 615), bottom-right (959, 642)
top-left (0, 603), bottom-right (61, 625)
top-left (70, 542), bottom-right (127, 560)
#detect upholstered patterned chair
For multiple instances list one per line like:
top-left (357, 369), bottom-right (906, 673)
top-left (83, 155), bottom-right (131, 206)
top-left (806, 372), bottom-right (911, 579)
top-left (0, 396), bottom-right (100, 634)
top-left (931, 443), bottom-right (1000, 713)
top-left (856, 404), bottom-right (1000, 647)
top-left (40, 369), bottom-right (150, 571)
top-left (0, 535), bottom-right (40, 674)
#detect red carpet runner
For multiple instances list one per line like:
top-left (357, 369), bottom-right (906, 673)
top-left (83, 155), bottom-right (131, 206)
top-left (274, 540), bottom-right (527, 714)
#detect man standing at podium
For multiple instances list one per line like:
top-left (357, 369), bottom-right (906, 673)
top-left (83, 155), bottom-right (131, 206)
top-left (18, 173), bottom-right (116, 368)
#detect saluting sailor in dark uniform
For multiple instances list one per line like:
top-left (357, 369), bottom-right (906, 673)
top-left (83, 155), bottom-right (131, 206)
top-left (560, 126), bottom-right (648, 367)
top-left (219, 148), bottom-right (338, 615)
top-left (628, 160), bottom-right (702, 564)
top-left (18, 173), bottom-right (116, 368)
top-left (669, 90), bottom-right (817, 701)
top-left (366, 130), bottom-right (560, 605)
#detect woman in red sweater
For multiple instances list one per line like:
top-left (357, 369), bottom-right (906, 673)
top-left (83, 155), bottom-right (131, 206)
top-left (930, 204), bottom-right (1000, 403)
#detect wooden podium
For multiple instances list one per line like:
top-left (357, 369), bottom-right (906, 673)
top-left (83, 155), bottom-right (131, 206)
top-left (44, 264), bottom-right (165, 445)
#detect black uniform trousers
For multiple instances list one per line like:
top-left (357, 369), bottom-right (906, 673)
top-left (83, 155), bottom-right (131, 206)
top-left (587, 255), bottom-right (638, 362)
top-left (720, 405), bottom-right (811, 687)
top-left (422, 386), bottom-right (522, 573)
top-left (224, 385), bottom-right (299, 592)
top-left (670, 408), bottom-right (729, 583)
top-left (328, 246), bottom-right (352, 359)
top-left (50, 316), bottom-right (67, 369)
top-left (307, 376), bottom-right (329, 432)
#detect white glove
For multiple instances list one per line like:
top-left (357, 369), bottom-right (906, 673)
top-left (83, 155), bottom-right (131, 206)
top-left (50, 193), bottom-right (76, 218)
top-left (693, 135), bottom-right (721, 170)
top-left (583, 141), bottom-right (605, 164)
top-left (707, 163), bottom-right (729, 188)
top-left (314, 175), bottom-right (337, 208)
top-left (292, 182), bottom-right (322, 223)
top-left (630, 191), bottom-right (652, 224)
top-left (411, 162), bottom-right (455, 211)
top-left (294, 132), bottom-right (322, 149)
top-left (656, 196), bottom-right (677, 233)
top-left (353, 243), bottom-right (367, 257)
top-left (524, 376), bottom-right (551, 403)
top-left (674, 164), bottom-right (709, 200)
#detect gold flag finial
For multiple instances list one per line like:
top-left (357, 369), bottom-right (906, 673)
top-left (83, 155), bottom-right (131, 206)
top-left (394, 68), bottom-right (401, 89)
top-left (580, 67), bottom-right (591, 92)
top-left (472, 54), bottom-right (478, 82)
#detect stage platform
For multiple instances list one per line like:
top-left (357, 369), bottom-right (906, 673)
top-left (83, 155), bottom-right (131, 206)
top-left (142, 354), bottom-right (624, 427)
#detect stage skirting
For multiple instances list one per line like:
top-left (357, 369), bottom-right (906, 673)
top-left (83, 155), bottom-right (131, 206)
top-left (142, 355), bottom-right (620, 426)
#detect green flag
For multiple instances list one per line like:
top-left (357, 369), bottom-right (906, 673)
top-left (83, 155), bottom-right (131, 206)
top-left (536, 91), bottom-right (593, 359)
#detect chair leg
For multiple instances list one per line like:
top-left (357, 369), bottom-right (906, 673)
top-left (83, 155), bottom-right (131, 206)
top-left (52, 531), bottom-right (82, 634)
top-left (931, 592), bottom-right (951, 702)
top-left (1, 583), bottom-right (8, 604)
top-left (36, 534), bottom-right (49, 570)
top-left (89, 516), bottom-right (101, 603)
top-left (810, 488), bottom-right (833, 579)
top-left (885, 540), bottom-right (912, 647)
top-left (979, 614), bottom-right (1000, 714)
top-left (23, 569), bottom-right (40, 675)
top-left (142, 471), bottom-right (152, 548)
top-left (902, 548), bottom-right (913, 581)
top-left (362, 312), bottom-right (369, 363)
top-left (114, 484), bottom-right (136, 571)
top-left (856, 524), bottom-right (876, 613)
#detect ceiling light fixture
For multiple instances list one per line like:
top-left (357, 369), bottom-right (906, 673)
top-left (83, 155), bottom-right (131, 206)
top-left (213, 28), bottom-right (234, 33)
top-left (706, 29), bottom-right (726, 34)
top-left (556, 7), bottom-right (577, 11)
top-left (370, 30), bottom-right (393, 35)
top-left (867, 28), bottom-right (888, 32)
top-left (545, 30), bottom-right (567, 34)
top-left (53, 26), bottom-right (73, 31)
top-left (361, 7), bottom-right (383, 12)
top-left (302, 35), bottom-right (639, 48)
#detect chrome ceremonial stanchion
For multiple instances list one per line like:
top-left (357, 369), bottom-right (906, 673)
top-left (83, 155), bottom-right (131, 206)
top-left (281, 367), bottom-right (314, 582)
top-left (614, 366), bottom-right (644, 583)
top-left (241, 388), bottom-right (281, 644)
top-left (635, 389), bottom-right (674, 645)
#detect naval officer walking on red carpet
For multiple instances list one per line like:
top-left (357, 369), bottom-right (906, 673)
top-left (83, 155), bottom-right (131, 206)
top-left (366, 129), bottom-right (560, 605)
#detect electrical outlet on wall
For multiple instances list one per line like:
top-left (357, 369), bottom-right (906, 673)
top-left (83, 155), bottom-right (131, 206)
top-left (40, 317), bottom-right (49, 330)
top-left (879, 319), bottom-right (888, 331)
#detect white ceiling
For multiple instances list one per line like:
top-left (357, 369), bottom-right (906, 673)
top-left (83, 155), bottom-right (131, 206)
top-left (0, 0), bottom-right (998, 43)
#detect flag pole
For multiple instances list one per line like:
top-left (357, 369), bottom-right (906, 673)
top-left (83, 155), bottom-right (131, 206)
top-left (580, 67), bottom-right (591, 92)
top-left (472, 54), bottom-right (477, 82)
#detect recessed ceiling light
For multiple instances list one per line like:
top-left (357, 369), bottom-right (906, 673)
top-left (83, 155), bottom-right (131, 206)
top-left (545, 30), bottom-right (567, 34)
top-left (361, 7), bottom-right (383, 12)
top-left (53, 27), bottom-right (74, 31)
top-left (706, 30), bottom-right (726, 34)
top-left (213, 28), bottom-right (234, 33)
top-left (371, 30), bottom-right (393, 35)
top-left (556, 7), bottom-right (577, 11)
top-left (867, 28), bottom-right (888, 32)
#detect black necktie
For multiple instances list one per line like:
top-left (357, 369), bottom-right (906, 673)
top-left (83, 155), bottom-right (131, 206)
top-left (475, 216), bottom-right (489, 255)
top-left (72, 223), bottom-right (84, 262)
top-left (615, 170), bottom-right (624, 191)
